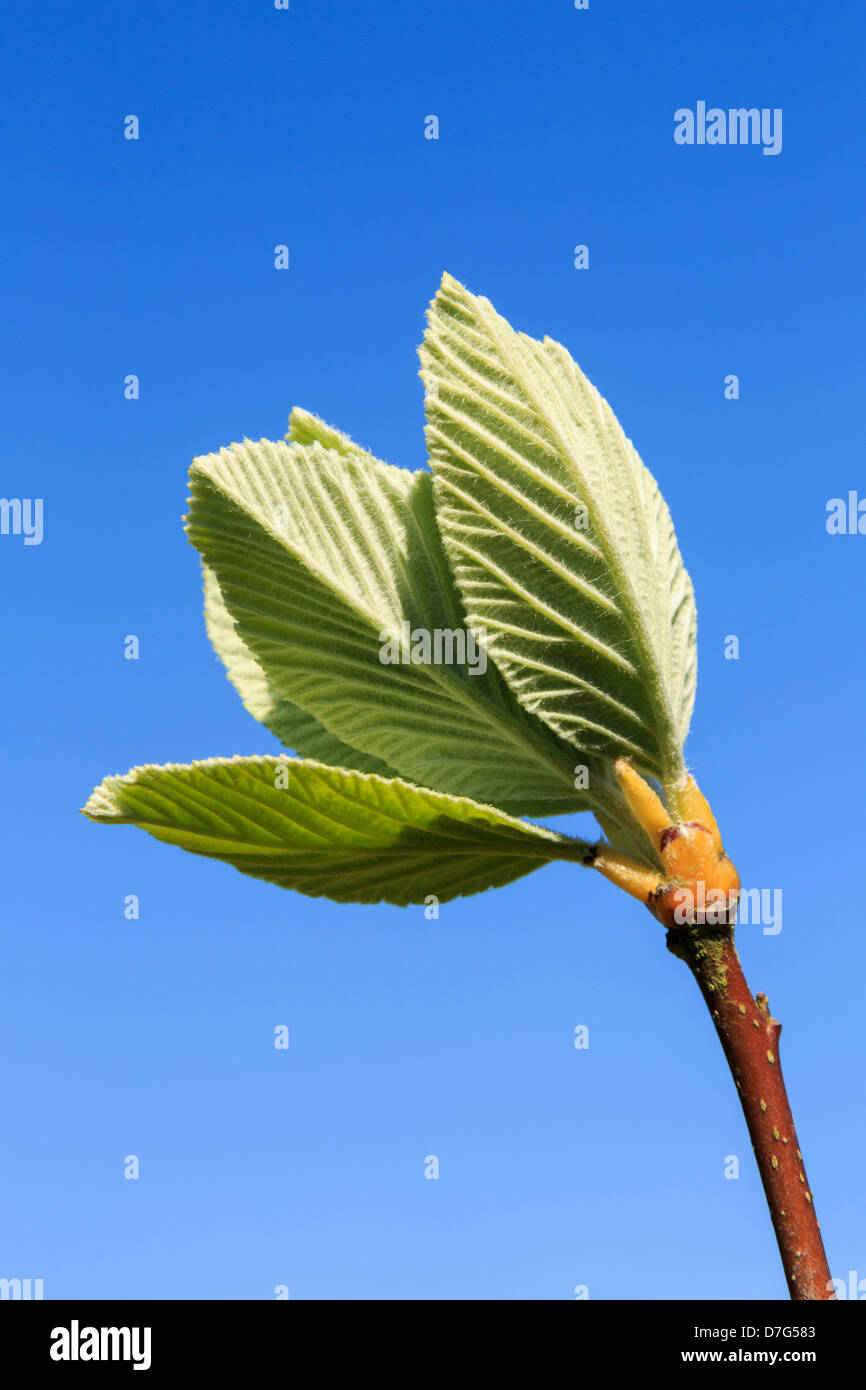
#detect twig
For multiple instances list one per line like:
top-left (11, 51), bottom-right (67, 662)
top-left (667, 925), bottom-right (834, 1300)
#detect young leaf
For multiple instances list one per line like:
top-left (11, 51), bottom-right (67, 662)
top-left (204, 408), bottom-right (400, 776)
top-left (186, 433), bottom-right (588, 817)
top-left (420, 273), bottom-right (697, 787)
top-left (286, 406), bottom-right (363, 454)
top-left (202, 564), bottom-right (398, 776)
top-left (82, 757), bottom-right (593, 905)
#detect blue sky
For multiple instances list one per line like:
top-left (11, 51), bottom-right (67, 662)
top-left (2, 0), bottom-right (864, 1299)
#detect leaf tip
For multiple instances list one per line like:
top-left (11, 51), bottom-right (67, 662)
top-left (81, 776), bottom-right (123, 822)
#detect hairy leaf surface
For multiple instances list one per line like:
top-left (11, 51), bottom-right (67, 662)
top-left (83, 757), bottom-right (592, 905)
top-left (420, 273), bottom-right (697, 784)
top-left (203, 564), bottom-right (397, 775)
top-left (187, 430), bottom-right (585, 815)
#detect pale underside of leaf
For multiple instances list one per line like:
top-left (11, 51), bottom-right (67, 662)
top-left (202, 563), bottom-right (397, 776)
top-left (204, 408), bottom-right (400, 774)
top-left (420, 273), bottom-right (697, 788)
top-left (82, 757), bottom-right (592, 906)
top-left (186, 430), bottom-right (597, 818)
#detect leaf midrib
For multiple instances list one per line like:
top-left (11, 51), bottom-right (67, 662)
top-left (462, 293), bottom-right (684, 780)
top-left (192, 455), bottom-right (582, 801)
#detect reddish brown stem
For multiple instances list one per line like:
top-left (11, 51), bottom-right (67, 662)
top-left (667, 925), bottom-right (834, 1300)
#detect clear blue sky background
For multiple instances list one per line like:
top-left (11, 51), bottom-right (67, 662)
top-left (2, 0), bottom-right (864, 1300)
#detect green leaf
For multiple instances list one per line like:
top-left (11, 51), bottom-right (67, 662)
top-left (186, 429), bottom-right (589, 817)
top-left (82, 757), bottom-right (593, 905)
top-left (286, 406), bottom-right (367, 455)
top-left (202, 564), bottom-right (398, 776)
top-left (420, 273), bottom-right (697, 787)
